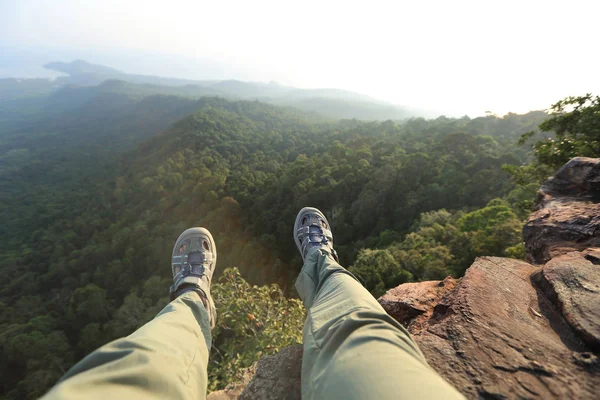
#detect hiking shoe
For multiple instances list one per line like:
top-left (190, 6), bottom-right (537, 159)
top-left (170, 227), bottom-right (217, 328)
top-left (293, 207), bottom-right (338, 263)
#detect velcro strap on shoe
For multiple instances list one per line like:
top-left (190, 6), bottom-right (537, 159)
top-left (297, 226), bottom-right (333, 239)
top-left (188, 251), bottom-right (211, 264)
top-left (172, 251), bottom-right (213, 265)
top-left (178, 262), bottom-right (207, 278)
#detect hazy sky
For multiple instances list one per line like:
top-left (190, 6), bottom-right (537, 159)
top-left (2, 0), bottom-right (599, 116)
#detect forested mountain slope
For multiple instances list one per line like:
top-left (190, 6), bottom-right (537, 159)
top-left (0, 87), bottom-right (201, 255)
top-left (0, 97), bottom-right (548, 398)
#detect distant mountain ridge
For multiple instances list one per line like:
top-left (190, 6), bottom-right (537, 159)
top-left (21, 60), bottom-right (417, 120)
top-left (44, 59), bottom-right (218, 87)
top-left (45, 60), bottom-right (122, 76)
top-left (42, 60), bottom-right (373, 100)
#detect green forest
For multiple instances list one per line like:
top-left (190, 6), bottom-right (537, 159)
top-left (1, 77), bottom-right (598, 399)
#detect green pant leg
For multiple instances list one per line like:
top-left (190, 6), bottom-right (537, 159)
top-left (296, 248), bottom-right (464, 400)
top-left (43, 291), bottom-right (211, 400)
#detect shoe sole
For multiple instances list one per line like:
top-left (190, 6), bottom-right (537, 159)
top-left (293, 207), bottom-right (331, 257)
top-left (172, 227), bottom-right (217, 271)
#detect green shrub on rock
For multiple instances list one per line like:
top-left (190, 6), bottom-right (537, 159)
top-left (209, 268), bottom-right (305, 391)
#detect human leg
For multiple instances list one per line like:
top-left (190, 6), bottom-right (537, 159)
top-left (43, 291), bottom-right (211, 400)
top-left (43, 227), bottom-right (218, 400)
top-left (294, 208), bottom-right (464, 400)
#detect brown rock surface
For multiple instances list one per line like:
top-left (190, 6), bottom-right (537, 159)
top-left (379, 276), bottom-right (459, 331)
top-left (538, 157), bottom-right (600, 200)
top-left (524, 157), bottom-right (600, 264)
top-left (408, 256), bottom-right (598, 399)
top-left (238, 345), bottom-right (302, 400)
top-left (534, 250), bottom-right (600, 351)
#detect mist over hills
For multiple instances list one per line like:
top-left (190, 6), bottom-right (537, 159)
top-left (44, 60), bottom-right (218, 87)
top-left (0, 60), bottom-right (433, 120)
